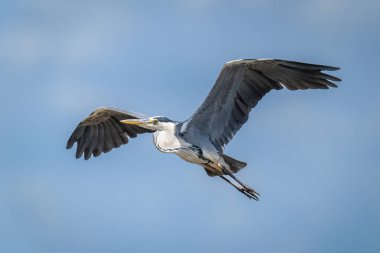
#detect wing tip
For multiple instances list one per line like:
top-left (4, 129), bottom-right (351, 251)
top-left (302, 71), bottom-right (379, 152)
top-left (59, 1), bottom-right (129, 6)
top-left (333, 77), bottom-right (342, 82)
top-left (66, 137), bottom-right (76, 149)
top-left (279, 59), bottom-right (341, 71)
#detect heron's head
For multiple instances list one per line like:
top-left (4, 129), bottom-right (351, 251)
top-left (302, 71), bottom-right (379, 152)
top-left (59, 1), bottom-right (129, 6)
top-left (120, 116), bottom-right (176, 131)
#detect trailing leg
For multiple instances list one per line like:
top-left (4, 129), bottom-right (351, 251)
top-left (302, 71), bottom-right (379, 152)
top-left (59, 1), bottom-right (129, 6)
top-left (221, 166), bottom-right (260, 200)
top-left (219, 175), bottom-right (259, 200)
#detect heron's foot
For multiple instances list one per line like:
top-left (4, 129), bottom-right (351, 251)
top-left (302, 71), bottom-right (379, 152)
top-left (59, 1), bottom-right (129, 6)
top-left (244, 184), bottom-right (260, 197)
top-left (239, 186), bottom-right (260, 201)
top-left (220, 166), bottom-right (260, 200)
top-left (219, 175), bottom-right (260, 200)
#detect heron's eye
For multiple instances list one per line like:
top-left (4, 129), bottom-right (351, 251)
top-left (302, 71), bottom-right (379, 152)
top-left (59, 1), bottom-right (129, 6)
top-left (153, 119), bottom-right (158, 125)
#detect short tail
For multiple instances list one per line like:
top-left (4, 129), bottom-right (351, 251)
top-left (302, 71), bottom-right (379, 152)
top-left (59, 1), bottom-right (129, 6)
top-left (221, 154), bottom-right (247, 173)
top-left (203, 154), bottom-right (247, 177)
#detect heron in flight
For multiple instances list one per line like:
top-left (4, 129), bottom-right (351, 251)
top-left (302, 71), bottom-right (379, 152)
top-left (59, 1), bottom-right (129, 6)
top-left (67, 59), bottom-right (340, 200)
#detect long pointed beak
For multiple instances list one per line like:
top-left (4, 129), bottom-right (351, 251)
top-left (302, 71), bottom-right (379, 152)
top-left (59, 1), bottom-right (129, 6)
top-left (120, 118), bottom-right (149, 126)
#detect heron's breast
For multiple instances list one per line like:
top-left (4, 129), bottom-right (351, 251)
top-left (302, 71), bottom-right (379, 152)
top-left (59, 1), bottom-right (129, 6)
top-left (153, 131), bottom-right (206, 163)
top-left (153, 131), bottom-right (182, 153)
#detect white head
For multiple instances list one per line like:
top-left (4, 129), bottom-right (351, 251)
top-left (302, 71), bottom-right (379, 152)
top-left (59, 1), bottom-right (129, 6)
top-left (120, 116), bottom-right (177, 131)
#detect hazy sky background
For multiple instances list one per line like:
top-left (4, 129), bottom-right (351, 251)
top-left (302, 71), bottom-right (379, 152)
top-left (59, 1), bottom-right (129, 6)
top-left (0, 0), bottom-right (379, 252)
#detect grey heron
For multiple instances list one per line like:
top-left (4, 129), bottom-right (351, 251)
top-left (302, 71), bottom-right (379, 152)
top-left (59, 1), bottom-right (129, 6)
top-left (67, 59), bottom-right (341, 200)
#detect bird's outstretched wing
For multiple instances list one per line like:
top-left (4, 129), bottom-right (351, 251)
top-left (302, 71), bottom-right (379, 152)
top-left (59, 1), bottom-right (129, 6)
top-left (184, 59), bottom-right (341, 152)
top-left (67, 108), bottom-right (154, 160)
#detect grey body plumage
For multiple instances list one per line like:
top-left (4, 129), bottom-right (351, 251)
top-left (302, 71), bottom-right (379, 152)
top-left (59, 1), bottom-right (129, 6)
top-left (67, 59), bottom-right (341, 200)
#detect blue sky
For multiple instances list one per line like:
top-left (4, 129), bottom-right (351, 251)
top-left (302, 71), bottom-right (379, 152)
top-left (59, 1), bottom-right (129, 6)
top-left (0, 0), bottom-right (379, 252)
